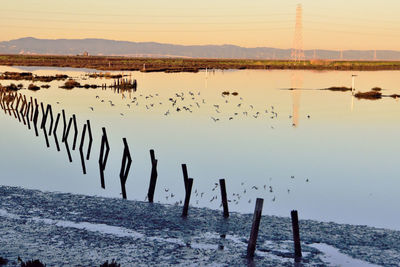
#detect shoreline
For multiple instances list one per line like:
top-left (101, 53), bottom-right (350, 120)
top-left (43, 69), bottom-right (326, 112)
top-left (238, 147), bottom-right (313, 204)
top-left (1, 54), bottom-right (400, 72)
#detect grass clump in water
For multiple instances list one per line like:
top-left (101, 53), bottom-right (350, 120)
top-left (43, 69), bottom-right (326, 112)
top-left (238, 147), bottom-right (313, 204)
top-left (324, 86), bottom-right (352, 91)
top-left (28, 84), bottom-right (40, 91)
top-left (61, 79), bottom-right (81, 89)
top-left (354, 90), bottom-right (382, 100)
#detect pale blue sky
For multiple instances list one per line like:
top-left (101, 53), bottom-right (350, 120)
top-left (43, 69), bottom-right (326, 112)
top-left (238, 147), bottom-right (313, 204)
top-left (1, 0), bottom-right (399, 50)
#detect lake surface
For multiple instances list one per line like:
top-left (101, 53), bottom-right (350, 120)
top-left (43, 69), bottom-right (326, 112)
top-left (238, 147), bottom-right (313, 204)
top-left (1, 66), bottom-right (399, 230)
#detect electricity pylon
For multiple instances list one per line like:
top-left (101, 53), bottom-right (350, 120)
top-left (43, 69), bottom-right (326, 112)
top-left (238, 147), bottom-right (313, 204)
top-left (291, 4), bottom-right (305, 61)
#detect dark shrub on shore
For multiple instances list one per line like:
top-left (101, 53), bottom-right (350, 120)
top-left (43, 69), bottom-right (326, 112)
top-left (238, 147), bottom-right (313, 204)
top-left (371, 87), bottom-right (382, 91)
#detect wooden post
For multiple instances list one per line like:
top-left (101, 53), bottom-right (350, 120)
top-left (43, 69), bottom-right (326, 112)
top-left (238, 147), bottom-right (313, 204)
top-left (72, 114), bottom-right (78, 150)
top-left (64, 116), bottom-right (73, 142)
top-left (98, 127), bottom-right (110, 189)
top-left (33, 103), bottom-right (39, 136)
top-left (42, 126), bottom-right (50, 148)
top-left (62, 109), bottom-right (67, 142)
top-left (64, 139), bottom-right (72, 162)
top-left (246, 198), bottom-right (264, 258)
top-left (79, 124), bottom-right (87, 174)
top-left (119, 138), bottom-right (132, 199)
top-left (181, 164), bottom-right (189, 192)
top-left (40, 102), bottom-right (45, 129)
top-left (25, 102), bottom-right (31, 129)
top-left (182, 178), bottom-right (193, 217)
top-left (147, 149), bottom-right (158, 203)
top-left (53, 113), bottom-right (61, 151)
top-left (47, 105), bottom-right (54, 135)
top-left (219, 179), bottom-right (229, 218)
top-left (30, 97), bottom-right (33, 121)
top-left (86, 120), bottom-right (93, 160)
top-left (291, 210), bottom-right (302, 262)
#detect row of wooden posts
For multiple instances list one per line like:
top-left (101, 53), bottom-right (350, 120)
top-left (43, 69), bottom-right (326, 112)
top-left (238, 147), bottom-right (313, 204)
top-left (0, 88), bottom-right (303, 262)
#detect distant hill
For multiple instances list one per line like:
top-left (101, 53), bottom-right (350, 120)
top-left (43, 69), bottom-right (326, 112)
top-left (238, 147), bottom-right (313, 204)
top-left (1, 37), bottom-right (400, 60)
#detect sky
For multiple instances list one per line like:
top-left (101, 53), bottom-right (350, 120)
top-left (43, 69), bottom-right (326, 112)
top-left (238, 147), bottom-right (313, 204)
top-left (1, 0), bottom-right (400, 50)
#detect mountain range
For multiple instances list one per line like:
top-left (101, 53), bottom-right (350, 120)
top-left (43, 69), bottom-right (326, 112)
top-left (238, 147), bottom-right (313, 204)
top-left (1, 37), bottom-right (400, 60)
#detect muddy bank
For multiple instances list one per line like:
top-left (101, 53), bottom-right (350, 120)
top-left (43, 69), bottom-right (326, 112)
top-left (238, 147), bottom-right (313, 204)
top-left (1, 55), bottom-right (400, 72)
top-left (0, 186), bottom-right (398, 266)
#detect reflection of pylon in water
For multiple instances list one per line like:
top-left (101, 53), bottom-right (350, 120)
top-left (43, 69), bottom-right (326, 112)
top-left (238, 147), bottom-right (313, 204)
top-left (291, 72), bottom-right (303, 127)
top-left (291, 4), bottom-right (305, 61)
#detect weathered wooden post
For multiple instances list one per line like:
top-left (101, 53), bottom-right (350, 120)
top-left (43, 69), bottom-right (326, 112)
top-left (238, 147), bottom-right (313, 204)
top-left (62, 109), bottom-right (67, 142)
top-left (64, 139), bottom-right (72, 162)
top-left (25, 102), bottom-right (31, 129)
top-left (119, 137), bottom-right (132, 199)
top-left (64, 116), bottom-right (73, 142)
top-left (98, 127), bottom-right (110, 189)
top-left (79, 124), bottom-right (87, 174)
top-left (182, 178), bottom-right (193, 217)
top-left (40, 102), bottom-right (45, 128)
top-left (247, 198), bottom-right (264, 258)
top-left (181, 164), bottom-right (189, 192)
top-left (30, 97), bottom-right (34, 121)
top-left (72, 114), bottom-right (78, 150)
top-left (33, 103), bottom-right (39, 136)
top-left (53, 113), bottom-right (61, 151)
top-left (42, 126), bottom-right (50, 148)
top-left (41, 104), bottom-right (54, 135)
top-left (147, 149), bottom-right (158, 203)
top-left (219, 179), bottom-right (229, 218)
top-left (291, 210), bottom-right (302, 262)
top-left (86, 120), bottom-right (93, 160)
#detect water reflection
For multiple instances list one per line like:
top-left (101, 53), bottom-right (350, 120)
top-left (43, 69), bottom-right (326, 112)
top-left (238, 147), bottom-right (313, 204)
top-left (291, 72), bottom-right (303, 127)
top-left (1, 66), bottom-right (400, 230)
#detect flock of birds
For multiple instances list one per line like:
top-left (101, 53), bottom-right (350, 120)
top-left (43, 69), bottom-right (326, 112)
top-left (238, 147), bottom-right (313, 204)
top-left (155, 175), bottom-right (311, 208)
top-left (87, 83), bottom-right (311, 128)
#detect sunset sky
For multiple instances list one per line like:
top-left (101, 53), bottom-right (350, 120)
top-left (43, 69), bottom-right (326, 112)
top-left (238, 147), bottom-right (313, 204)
top-left (1, 0), bottom-right (399, 50)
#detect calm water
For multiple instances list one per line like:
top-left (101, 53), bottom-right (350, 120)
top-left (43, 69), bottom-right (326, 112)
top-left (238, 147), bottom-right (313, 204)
top-left (1, 66), bottom-right (399, 230)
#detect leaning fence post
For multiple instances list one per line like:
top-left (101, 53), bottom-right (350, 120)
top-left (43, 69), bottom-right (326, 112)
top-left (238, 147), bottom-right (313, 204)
top-left (247, 198), bottom-right (264, 258)
top-left (219, 179), bottom-right (229, 218)
top-left (53, 113), bottom-right (61, 151)
top-left (72, 114), bottom-right (78, 150)
top-left (79, 124), bottom-right (87, 174)
top-left (62, 109), bottom-right (67, 142)
top-left (291, 210), bottom-right (302, 262)
top-left (119, 138), bottom-right (132, 199)
top-left (182, 178), bottom-right (193, 217)
top-left (147, 149), bottom-right (158, 203)
top-left (181, 164), bottom-right (189, 192)
top-left (98, 127), bottom-right (110, 189)
top-left (33, 103), bottom-right (39, 137)
top-left (86, 120), bottom-right (93, 160)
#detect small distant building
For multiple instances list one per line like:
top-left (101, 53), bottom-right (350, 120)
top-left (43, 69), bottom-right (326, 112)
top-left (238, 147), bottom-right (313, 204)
top-left (83, 51), bottom-right (89, 56)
